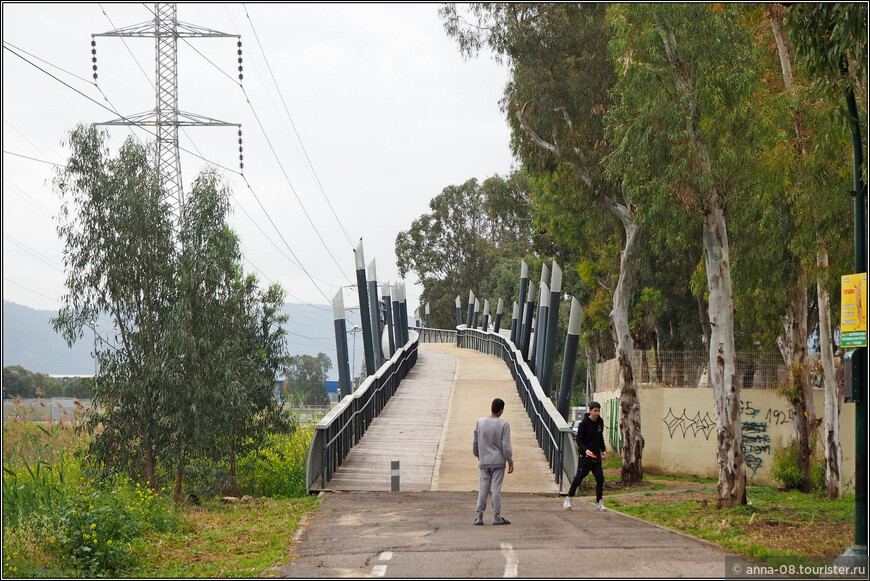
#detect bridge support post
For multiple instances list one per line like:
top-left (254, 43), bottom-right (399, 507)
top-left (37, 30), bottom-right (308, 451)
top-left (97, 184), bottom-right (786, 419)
top-left (517, 260), bottom-right (529, 347)
top-left (510, 301), bottom-right (519, 345)
top-left (425, 302), bottom-right (431, 329)
top-left (521, 282), bottom-right (536, 362)
top-left (368, 259), bottom-right (385, 368)
top-left (455, 295), bottom-right (463, 326)
top-left (355, 241), bottom-right (376, 378)
top-left (482, 299), bottom-right (490, 332)
top-left (472, 298), bottom-right (480, 329)
top-left (333, 290), bottom-right (352, 399)
top-left (466, 290), bottom-right (475, 328)
top-left (557, 298), bottom-right (584, 420)
top-left (399, 282), bottom-right (409, 345)
top-left (382, 282), bottom-right (396, 358)
top-left (534, 281), bottom-right (550, 376)
top-left (541, 262), bottom-right (562, 397)
top-left (494, 298), bottom-right (504, 333)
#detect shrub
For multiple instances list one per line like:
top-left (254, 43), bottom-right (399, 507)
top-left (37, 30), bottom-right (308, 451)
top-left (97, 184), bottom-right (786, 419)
top-left (236, 423), bottom-right (314, 498)
top-left (771, 442), bottom-right (826, 492)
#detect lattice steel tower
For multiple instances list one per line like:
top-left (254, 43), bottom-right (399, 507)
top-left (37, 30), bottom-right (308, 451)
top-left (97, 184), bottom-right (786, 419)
top-left (93, 3), bottom-right (240, 218)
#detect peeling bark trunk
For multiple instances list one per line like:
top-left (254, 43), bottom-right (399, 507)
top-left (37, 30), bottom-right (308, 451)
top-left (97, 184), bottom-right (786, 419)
top-left (655, 12), bottom-right (745, 506)
top-left (817, 248), bottom-right (842, 497)
top-left (704, 203), bottom-right (746, 508)
top-left (776, 270), bottom-right (819, 493)
top-left (516, 103), bottom-right (644, 483)
top-left (612, 218), bottom-right (644, 483)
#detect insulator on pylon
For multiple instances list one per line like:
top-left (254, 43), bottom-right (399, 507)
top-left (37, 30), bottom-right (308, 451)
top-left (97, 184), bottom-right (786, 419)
top-left (91, 38), bottom-right (98, 81)
top-left (237, 40), bottom-right (243, 82)
top-left (238, 128), bottom-right (244, 172)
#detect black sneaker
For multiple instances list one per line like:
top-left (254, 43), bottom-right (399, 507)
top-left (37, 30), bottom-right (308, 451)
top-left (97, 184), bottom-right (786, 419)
top-left (474, 513), bottom-right (484, 525)
top-left (493, 515), bottom-right (511, 525)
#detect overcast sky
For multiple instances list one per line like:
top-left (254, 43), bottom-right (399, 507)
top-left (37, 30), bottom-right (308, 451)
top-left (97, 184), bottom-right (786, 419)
top-left (2, 3), bottom-right (516, 331)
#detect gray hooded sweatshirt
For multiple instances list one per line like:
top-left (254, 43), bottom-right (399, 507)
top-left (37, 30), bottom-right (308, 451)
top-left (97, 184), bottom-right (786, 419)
top-left (473, 416), bottom-right (513, 469)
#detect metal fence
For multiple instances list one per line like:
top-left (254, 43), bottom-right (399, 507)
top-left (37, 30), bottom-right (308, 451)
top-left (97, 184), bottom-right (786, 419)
top-left (2, 398), bottom-right (93, 424)
top-left (411, 326), bottom-right (457, 344)
top-left (306, 331), bottom-right (419, 492)
top-left (597, 349), bottom-right (790, 391)
top-left (456, 326), bottom-right (575, 491)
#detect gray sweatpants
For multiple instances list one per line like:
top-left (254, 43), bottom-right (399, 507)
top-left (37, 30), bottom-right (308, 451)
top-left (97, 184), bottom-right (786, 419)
top-left (476, 466), bottom-right (506, 515)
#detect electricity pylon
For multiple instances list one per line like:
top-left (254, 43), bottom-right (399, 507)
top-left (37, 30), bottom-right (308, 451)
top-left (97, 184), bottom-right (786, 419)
top-left (93, 3), bottom-right (240, 219)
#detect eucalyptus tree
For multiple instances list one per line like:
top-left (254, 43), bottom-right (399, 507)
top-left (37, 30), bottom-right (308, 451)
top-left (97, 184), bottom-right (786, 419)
top-left (746, 4), bottom-right (857, 495)
top-left (442, 2), bottom-right (646, 482)
top-left (53, 125), bottom-right (289, 497)
top-left (53, 124), bottom-right (175, 488)
top-left (283, 353), bottom-right (333, 407)
top-left (605, 4), bottom-right (772, 506)
top-left (785, 0), bottom-right (867, 499)
top-left (162, 170), bottom-right (289, 501)
top-left (395, 172), bottom-right (534, 330)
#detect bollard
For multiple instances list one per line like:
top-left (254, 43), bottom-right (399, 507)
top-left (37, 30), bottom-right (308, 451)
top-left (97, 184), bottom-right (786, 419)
top-left (391, 458), bottom-right (400, 492)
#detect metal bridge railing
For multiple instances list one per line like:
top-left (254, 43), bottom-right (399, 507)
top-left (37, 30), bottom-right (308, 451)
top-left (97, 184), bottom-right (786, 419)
top-left (456, 326), bottom-right (576, 491)
top-left (306, 331), bottom-right (419, 492)
top-left (411, 326), bottom-right (457, 344)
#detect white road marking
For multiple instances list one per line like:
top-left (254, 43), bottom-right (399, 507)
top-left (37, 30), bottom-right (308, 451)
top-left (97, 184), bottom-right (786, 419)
top-left (501, 542), bottom-right (518, 578)
top-left (372, 564), bottom-right (388, 577)
top-left (379, 551), bottom-right (393, 561)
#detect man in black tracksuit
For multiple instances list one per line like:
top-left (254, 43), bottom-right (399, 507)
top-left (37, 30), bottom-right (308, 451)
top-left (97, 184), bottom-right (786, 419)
top-left (563, 401), bottom-right (607, 511)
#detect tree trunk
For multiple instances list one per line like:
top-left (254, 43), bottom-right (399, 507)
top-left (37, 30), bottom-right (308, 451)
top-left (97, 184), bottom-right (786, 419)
top-left (817, 248), bottom-right (842, 497)
top-left (612, 218), bottom-right (644, 482)
top-left (704, 203), bottom-right (746, 508)
top-left (173, 452), bottom-right (186, 506)
top-left (776, 269), bottom-right (819, 493)
top-left (655, 11), bottom-right (745, 506)
top-left (145, 441), bottom-right (157, 491)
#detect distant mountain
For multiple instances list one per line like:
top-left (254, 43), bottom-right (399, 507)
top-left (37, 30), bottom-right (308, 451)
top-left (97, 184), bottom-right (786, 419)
top-left (2, 300), bottom-right (368, 381)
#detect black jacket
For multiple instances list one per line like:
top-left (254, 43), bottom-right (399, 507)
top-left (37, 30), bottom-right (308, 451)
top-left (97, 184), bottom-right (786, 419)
top-left (575, 412), bottom-right (606, 459)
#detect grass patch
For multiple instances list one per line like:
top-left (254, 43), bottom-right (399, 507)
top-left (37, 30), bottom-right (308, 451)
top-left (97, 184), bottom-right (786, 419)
top-left (607, 484), bottom-right (854, 563)
top-left (129, 495), bottom-right (320, 578)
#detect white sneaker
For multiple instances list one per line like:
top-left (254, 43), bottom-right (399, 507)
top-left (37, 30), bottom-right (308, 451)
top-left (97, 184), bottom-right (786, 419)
top-left (596, 499), bottom-right (606, 512)
top-left (563, 497), bottom-right (573, 510)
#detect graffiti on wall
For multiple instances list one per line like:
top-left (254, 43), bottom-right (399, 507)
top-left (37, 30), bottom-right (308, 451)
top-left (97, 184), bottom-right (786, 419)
top-left (662, 408), bottom-right (716, 440)
top-left (663, 399), bottom-right (795, 477)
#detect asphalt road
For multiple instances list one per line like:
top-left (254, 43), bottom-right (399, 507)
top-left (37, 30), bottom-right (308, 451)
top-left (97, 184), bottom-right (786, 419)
top-left (275, 490), bottom-right (756, 578)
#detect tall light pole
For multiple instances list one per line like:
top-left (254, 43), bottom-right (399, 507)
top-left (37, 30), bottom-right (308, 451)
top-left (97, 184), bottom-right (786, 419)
top-left (349, 325), bottom-right (362, 390)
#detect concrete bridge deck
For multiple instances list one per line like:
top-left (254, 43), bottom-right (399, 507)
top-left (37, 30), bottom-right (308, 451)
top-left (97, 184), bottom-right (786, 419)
top-left (323, 344), bottom-right (560, 494)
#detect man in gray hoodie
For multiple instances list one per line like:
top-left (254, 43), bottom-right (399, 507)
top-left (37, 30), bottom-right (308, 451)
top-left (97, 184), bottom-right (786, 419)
top-left (473, 397), bottom-right (514, 525)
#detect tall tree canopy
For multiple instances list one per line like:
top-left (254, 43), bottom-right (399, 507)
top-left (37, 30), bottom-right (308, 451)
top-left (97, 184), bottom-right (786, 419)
top-left (52, 125), bottom-right (289, 501)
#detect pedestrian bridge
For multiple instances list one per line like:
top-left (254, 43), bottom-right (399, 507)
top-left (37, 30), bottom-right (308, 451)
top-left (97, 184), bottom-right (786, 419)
top-left (306, 328), bottom-right (576, 494)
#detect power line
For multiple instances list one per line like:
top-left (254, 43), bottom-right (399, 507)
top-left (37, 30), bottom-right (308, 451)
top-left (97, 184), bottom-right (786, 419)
top-left (242, 3), bottom-right (355, 248)
top-left (2, 43), bottom-right (241, 177)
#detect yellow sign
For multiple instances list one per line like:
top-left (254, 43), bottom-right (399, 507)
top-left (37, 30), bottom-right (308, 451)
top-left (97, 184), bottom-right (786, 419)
top-left (841, 273), bottom-right (867, 347)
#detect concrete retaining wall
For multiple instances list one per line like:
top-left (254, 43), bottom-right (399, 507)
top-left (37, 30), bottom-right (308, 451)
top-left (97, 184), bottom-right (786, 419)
top-left (595, 386), bottom-right (856, 490)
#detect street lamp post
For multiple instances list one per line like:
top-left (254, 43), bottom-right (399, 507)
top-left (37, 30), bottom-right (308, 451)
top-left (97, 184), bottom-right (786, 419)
top-left (349, 325), bottom-right (362, 390)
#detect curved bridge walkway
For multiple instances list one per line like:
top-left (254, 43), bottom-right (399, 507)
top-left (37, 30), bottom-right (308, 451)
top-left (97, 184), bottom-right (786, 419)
top-left (322, 343), bottom-right (560, 493)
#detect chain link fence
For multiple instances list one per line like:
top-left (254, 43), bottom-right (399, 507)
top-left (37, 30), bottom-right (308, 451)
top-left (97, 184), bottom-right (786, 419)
top-left (2, 398), bottom-right (93, 424)
top-left (597, 349), bottom-right (792, 391)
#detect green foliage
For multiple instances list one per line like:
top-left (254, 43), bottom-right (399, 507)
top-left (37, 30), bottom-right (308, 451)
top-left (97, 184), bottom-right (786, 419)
top-left (282, 353), bottom-right (332, 407)
top-left (771, 443), bottom-right (826, 492)
top-left (2, 414), bottom-right (314, 577)
top-left (235, 424), bottom-right (314, 498)
top-left (51, 125), bottom-right (290, 500)
top-left (1, 366), bottom-right (91, 399)
top-left (395, 172), bottom-right (535, 330)
top-left (2, 426), bottom-right (178, 577)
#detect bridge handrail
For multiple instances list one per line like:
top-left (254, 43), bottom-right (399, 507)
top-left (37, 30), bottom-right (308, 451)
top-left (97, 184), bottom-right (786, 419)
top-left (410, 326), bottom-right (456, 343)
top-left (456, 326), bottom-right (576, 490)
top-left (306, 331), bottom-right (419, 492)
